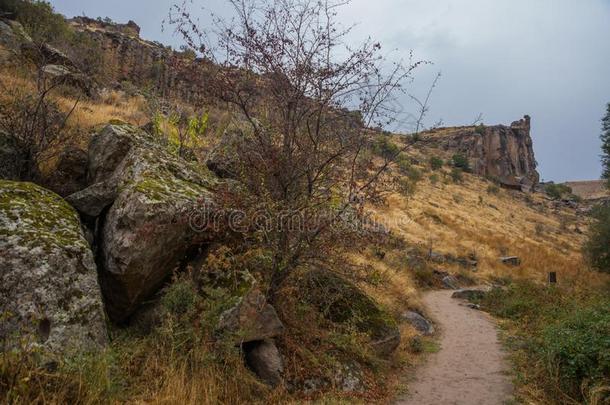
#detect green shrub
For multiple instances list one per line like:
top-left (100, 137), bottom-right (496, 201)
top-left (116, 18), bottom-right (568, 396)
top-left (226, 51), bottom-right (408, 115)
top-left (372, 136), bottom-right (400, 160)
top-left (544, 183), bottom-right (572, 200)
top-left (450, 168), bottom-right (463, 183)
top-left (478, 281), bottom-right (610, 403)
top-left (487, 184), bottom-right (500, 194)
top-left (474, 124), bottom-right (486, 135)
top-left (584, 204), bottom-right (610, 273)
top-left (429, 156), bottom-right (444, 170)
top-left (429, 173), bottom-right (439, 185)
top-left (1, 0), bottom-right (71, 44)
top-left (542, 305), bottom-right (610, 395)
top-left (451, 154), bottom-right (471, 172)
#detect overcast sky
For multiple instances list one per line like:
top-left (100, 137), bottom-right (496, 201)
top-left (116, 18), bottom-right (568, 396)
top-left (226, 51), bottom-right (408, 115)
top-left (50, 0), bottom-right (610, 181)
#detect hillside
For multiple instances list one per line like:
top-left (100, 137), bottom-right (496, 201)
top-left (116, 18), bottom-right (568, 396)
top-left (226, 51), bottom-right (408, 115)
top-left (0, 3), bottom-right (609, 405)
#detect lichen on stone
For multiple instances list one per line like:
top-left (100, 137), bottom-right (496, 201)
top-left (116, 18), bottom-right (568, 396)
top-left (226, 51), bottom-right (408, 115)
top-left (0, 180), bottom-right (88, 253)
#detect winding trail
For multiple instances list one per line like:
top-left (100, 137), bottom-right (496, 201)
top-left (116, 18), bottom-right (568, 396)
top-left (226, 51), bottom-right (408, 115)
top-left (397, 290), bottom-right (514, 405)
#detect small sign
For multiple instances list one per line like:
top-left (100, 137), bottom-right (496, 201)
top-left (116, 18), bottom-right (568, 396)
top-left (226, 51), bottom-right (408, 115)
top-left (548, 272), bottom-right (557, 284)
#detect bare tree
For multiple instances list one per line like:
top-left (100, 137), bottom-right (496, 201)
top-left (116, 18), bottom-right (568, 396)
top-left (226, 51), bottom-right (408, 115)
top-left (169, 0), bottom-right (425, 297)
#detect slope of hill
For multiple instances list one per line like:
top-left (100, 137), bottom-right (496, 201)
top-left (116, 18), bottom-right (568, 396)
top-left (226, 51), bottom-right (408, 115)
top-left (0, 4), bottom-right (608, 404)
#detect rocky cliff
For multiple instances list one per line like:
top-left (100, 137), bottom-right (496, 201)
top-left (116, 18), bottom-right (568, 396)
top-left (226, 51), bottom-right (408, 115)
top-left (420, 115), bottom-right (540, 191)
top-left (68, 17), bottom-right (210, 103)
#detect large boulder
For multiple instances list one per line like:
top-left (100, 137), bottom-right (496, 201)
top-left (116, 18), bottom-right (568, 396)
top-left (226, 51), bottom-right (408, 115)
top-left (298, 269), bottom-right (400, 357)
top-left (73, 124), bottom-right (221, 322)
top-left (0, 180), bottom-right (107, 354)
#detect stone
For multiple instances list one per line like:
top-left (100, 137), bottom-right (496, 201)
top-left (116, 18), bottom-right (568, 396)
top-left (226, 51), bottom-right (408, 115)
top-left (42, 64), bottom-right (72, 77)
top-left (402, 310), bottom-right (435, 335)
top-left (442, 275), bottom-right (460, 290)
top-left (420, 115), bottom-right (539, 190)
top-left (333, 363), bottom-right (364, 392)
top-left (500, 256), bottom-right (521, 266)
top-left (451, 288), bottom-right (489, 300)
top-left (205, 127), bottom-right (243, 179)
top-left (217, 288), bottom-right (284, 344)
top-left (66, 180), bottom-right (118, 217)
top-left (0, 180), bottom-right (107, 354)
top-left (244, 339), bottom-right (283, 387)
top-left (86, 123), bottom-right (221, 322)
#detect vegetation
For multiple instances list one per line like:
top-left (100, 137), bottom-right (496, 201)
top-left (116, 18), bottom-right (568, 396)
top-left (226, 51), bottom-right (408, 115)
top-left (169, 0), bottom-right (423, 299)
top-left (584, 204), bottom-right (610, 273)
top-left (428, 156), bottom-right (444, 170)
top-left (451, 153), bottom-right (470, 171)
top-left (601, 103), bottom-right (610, 187)
top-left (476, 281), bottom-right (610, 404)
top-left (544, 183), bottom-right (573, 200)
top-left (0, 0), bottom-right (70, 44)
top-left (486, 184), bottom-right (500, 194)
top-left (450, 168), bottom-right (463, 183)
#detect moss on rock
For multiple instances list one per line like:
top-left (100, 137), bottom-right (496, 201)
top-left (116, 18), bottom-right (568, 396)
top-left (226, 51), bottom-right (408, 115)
top-left (0, 180), bottom-right (88, 253)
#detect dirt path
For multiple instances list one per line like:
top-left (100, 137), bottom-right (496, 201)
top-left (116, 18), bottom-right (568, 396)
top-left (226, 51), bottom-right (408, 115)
top-left (397, 290), bottom-right (514, 405)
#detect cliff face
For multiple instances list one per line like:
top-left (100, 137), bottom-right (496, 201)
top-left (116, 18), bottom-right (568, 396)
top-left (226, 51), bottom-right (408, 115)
top-left (421, 115), bottom-right (540, 191)
top-left (68, 17), bottom-right (209, 103)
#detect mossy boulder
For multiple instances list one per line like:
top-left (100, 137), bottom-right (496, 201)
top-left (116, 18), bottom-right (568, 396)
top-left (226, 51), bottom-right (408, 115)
top-left (298, 268), bottom-right (400, 357)
top-left (0, 180), bottom-right (107, 354)
top-left (75, 124), bottom-right (222, 322)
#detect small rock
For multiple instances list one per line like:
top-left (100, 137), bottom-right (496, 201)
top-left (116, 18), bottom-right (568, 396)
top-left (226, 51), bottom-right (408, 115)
top-left (217, 288), bottom-right (285, 344)
top-left (334, 363), bottom-right (364, 392)
top-left (402, 311), bottom-right (434, 335)
top-left (500, 256), bottom-right (521, 266)
top-left (244, 339), bottom-right (283, 387)
top-left (442, 275), bottom-right (460, 290)
top-left (66, 180), bottom-right (118, 217)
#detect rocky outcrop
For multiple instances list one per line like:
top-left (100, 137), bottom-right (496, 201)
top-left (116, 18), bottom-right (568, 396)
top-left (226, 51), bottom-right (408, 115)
top-left (70, 124), bottom-right (221, 322)
top-left (67, 17), bottom-right (210, 103)
top-left (421, 115), bottom-right (540, 191)
top-left (0, 180), bottom-right (107, 354)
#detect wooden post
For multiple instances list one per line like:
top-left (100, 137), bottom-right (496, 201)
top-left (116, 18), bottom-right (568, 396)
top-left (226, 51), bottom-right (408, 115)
top-left (548, 272), bottom-right (557, 285)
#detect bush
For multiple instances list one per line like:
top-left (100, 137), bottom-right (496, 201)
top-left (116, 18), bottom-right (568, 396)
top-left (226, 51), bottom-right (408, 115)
top-left (0, 86), bottom-right (75, 180)
top-left (450, 168), bottom-right (463, 183)
top-left (429, 173), bottom-right (439, 185)
top-left (474, 124), bottom-right (485, 135)
top-left (542, 306), bottom-right (610, 394)
top-left (584, 204), bottom-right (610, 273)
top-left (478, 281), bottom-right (610, 404)
top-left (429, 156), bottom-right (443, 170)
top-left (451, 154), bottom-right (470, 172)
top-left (544, 183), bottom-right (572, 200)
top-left (487, 184), bottom-right (500, 194)
top-left (0, 0), bottom-right (71, 44)
top-left (372, 136), bottom-right (400, 160)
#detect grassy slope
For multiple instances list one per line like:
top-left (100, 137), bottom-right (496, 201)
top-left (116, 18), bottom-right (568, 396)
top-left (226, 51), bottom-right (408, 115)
top-left (2, 64), bottom-right (609, 403)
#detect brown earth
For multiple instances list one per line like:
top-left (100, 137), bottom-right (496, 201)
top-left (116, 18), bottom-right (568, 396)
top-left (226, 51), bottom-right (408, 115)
top-left (397, 290), bottom-right (513, 405)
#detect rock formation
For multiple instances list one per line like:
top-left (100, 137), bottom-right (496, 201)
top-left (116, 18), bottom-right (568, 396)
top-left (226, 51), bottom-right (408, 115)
top-left (70, 124), bottom-right (221, 322)
top-left (67, 17), bottom-right (211, 103)
top-left (0, 180), bottom-right (107, 354)
top-left (421, 115), bottom-right (540, 191)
